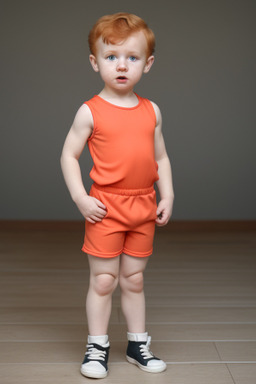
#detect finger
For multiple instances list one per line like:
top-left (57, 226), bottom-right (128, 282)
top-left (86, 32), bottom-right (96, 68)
top-left (86, 217), bottom-right (96, 224)
top-left (90, 215), bottom-right (102, 222)
top-left (96, 213), bottom-right (106, 219)
top-left (97, 207), bottom-right (107, 216)
top-left (156, 219), bottom-right (168, 227)
top-left (155, 218), bottom-right (164, 226)
top-left (94, 198), bottom-right (107, 210)
top-left (156, 208), bottom-right (164, 219)
top-left (156, 208), bottom-right (162, 217)
top-left (92, 208), bottom-right (107, 219)
top-left (156, 222), bottom-right (165, 227)
top-left (155, 217), bottom-right (165, 225)
top-left (155, 213), bottom-right (169, 225)
top-left (156, 204), bottom-right (165, 217)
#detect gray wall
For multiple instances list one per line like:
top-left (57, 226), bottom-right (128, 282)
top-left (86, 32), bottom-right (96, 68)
top-left (1, 0), bottom-right (255, 220)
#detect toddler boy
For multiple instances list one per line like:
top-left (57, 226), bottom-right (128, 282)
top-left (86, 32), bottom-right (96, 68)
top-left (61, 12), bottom-right (174, 379)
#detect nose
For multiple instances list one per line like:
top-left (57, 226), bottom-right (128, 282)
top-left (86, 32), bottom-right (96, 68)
top-left (116, 58), bottom-right (128, 72)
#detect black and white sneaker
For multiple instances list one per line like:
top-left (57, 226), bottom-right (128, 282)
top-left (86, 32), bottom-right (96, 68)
top-left (80, 342), bottom-right (110, 379)
top-left (126, 336), bottom-right (166, 373)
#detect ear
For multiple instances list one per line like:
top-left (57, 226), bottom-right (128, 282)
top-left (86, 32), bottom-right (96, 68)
top-left (143, 55), bottom-right (154, 73)
top-left (89, 54), bottom-right (99, 72)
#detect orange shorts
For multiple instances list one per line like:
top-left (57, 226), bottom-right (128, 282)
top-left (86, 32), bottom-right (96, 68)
top-left (82, 184), bottom-right (157, 258)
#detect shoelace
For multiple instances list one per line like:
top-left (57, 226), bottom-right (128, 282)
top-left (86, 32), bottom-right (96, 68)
top-left (139, 336), bottom-right (155, 360)
top-left (85, 344), bottom-right (107, 361)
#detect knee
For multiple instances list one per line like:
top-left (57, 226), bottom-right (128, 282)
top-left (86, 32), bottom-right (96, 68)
top-left (91, 273), bottom-right (118, 296)
top-left (120, 271), bottom-right (144, 294)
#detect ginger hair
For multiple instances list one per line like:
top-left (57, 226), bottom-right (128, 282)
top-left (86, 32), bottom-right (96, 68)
top-left (88, 12), bottom-right (155, 58)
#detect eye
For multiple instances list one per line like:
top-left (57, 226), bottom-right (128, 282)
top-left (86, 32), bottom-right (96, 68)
top-left (106, 55), bottom-right (116, 61)
top-left (129, 56), bottom-right (137, 62)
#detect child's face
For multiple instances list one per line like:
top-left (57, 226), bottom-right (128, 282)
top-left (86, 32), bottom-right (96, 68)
top-left (89, 30), bottom-right (154, 93)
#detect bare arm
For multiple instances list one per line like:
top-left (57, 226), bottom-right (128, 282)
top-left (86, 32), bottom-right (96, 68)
top-left (60, 104), bottom-right (107, 223)
top-left (151, 102), bottom-right (174, 226)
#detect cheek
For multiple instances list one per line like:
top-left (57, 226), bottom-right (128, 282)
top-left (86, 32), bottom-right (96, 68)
top-left (132, 67), bottom-right (144, 81)
top-left (100, 63), bottom-right (114, 73)
top-left (98, 66), bottom-right (112, 79)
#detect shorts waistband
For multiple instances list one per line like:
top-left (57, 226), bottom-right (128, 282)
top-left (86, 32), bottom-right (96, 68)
top-left (93, 183), bottom-right (154, 196)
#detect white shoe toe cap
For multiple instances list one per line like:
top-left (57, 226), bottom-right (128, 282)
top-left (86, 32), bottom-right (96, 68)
top-left (81, 361), bottom-right (107, 378)
top-left (147, 359), bottom-right (167, 370)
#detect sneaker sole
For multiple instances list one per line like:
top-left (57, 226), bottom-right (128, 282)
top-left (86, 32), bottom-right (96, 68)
top-left (126, 355), bottom-right (167, 373)
top-left (80, 366), bottom-right (108, 379)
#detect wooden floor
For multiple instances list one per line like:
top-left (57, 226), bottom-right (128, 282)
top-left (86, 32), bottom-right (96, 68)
top-left (0, 223), bottom-right (256, 383)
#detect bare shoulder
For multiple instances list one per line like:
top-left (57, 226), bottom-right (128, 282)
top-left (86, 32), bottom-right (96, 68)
top-left (149, 100), bottom-right (162, 127)
top-left (72, 103), bottom-right (94, 135)
top-left (62, 104), bottom-right (94, 155)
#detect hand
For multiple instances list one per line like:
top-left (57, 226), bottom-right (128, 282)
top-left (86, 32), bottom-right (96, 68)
top-left (155, 198), bottom-right (173, 226)
top-left (75, 194), bottom-right (107, 224)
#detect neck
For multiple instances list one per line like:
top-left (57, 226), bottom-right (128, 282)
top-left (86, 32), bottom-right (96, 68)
top-left (98, 87), bottom-right (139, 107)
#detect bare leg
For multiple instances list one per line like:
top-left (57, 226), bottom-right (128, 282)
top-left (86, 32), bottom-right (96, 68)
top-left (119, 254), bottom-right (149, 333)
top-left (86, 255), bottom-right (120, 336)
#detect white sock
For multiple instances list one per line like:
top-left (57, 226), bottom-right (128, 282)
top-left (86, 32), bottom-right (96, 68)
top-left (127, 332), bottom-right (148, 342)
top-left (88, 335), bottom-right (109, 346)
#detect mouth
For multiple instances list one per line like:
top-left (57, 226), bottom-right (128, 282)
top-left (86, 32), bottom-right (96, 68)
top-left (116, 76), bottom-right (128, 82)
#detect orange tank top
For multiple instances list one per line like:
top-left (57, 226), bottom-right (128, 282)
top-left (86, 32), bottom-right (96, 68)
top-left (84, 94), bottom-right (159, 189)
